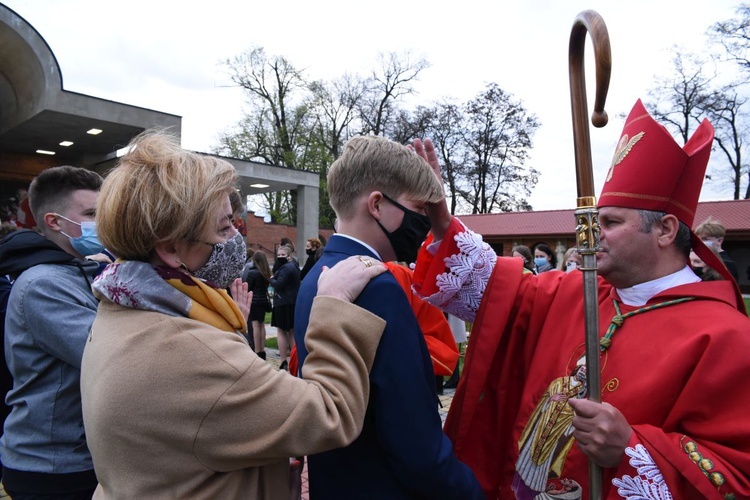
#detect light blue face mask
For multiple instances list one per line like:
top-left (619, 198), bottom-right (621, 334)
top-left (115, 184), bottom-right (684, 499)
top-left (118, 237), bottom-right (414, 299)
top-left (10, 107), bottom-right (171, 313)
top-left (534, 257), bottom-right (548, 268)
top-left (56, 214), bottom-right (105, 256)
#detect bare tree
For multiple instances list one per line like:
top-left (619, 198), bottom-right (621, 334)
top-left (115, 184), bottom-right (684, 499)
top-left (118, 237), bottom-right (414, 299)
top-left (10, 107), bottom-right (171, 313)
top-left (647, 50), bottom-right (714, 144)
top-left (216, 48), bottom-right (544, 221)
top-left (305, 76), bottom-right (368, 226)
top-left (223, 47), bottom-right (310, 169)
top-left (426, 101), bottom-right (472, 215)
top-left (387, 106), bottom-right (434, 145)
top-left (646, 41), bottom-right (750, 199)
top-left (703, 86), bottom-right (750, 199)
top-left (358, 51), bottom-right (429, 136)
top-left (307, 75), bottom-right (367, 160)
top-left (219, 47), bottom-right (311, 223)
top-left (462, 84), bottom-right (540, 213)
top-left (709, 3), bottom-right (750, 73)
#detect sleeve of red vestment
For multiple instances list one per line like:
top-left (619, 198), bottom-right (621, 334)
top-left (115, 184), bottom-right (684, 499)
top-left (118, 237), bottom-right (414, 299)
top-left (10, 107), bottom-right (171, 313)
top-left (609, 422), bottom-right (750, 498)
top-left (412, 217), bottom-right (465, 299)
top-left (608, 433), bottom-right (678, 497)
top-left (620, 426), bottom-right (750, 499)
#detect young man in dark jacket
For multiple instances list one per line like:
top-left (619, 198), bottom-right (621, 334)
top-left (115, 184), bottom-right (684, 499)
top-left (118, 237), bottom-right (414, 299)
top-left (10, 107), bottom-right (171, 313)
top-left (0, 166), bottom-right (103, 498)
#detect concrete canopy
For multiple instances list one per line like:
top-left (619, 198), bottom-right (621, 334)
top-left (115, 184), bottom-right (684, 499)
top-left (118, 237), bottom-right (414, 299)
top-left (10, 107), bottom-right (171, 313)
top-left (0, 4), bottom-right (180, 166)
top-left (225, 155), bottom-right (321, 257)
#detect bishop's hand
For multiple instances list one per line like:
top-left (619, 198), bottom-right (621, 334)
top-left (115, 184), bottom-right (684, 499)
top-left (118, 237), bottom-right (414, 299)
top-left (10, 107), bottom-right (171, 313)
top-left (412, 138), bottom-right (452, 242)
top-left (568, 397), bottom-right (632, 468)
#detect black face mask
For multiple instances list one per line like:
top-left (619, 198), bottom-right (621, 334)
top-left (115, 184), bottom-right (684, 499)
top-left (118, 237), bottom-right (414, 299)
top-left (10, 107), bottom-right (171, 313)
top-left (375, 194), bottom-right (431, 264)
top-left (692, 266), bottom-right (704, 278)
top-left (306, 248), bottom-right (316, 256)
top-left (276, 257), bottom-right (288, 268)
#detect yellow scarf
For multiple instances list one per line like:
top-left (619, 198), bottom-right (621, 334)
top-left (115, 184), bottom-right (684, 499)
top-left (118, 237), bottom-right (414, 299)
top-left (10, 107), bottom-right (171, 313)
top-left (163, 272), bottom-right (248, 334)
top-left (94, 261), bottom-right (248, 334)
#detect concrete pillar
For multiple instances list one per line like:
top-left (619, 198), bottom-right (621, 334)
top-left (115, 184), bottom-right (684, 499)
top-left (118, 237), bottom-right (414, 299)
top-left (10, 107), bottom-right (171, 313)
top-left (296, 185), bottom-right (319, 267)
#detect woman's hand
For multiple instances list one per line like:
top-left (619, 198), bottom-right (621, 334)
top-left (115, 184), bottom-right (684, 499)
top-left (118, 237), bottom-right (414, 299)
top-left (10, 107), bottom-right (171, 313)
top-left (229, 278), bottom-right (252, 319)
top-left (317, 256), bottom-right (386, 303)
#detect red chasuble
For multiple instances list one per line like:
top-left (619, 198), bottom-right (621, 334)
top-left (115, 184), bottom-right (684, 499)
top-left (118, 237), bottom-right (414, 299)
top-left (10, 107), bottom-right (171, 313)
top-left (414, 219), bottom-right (750, 500)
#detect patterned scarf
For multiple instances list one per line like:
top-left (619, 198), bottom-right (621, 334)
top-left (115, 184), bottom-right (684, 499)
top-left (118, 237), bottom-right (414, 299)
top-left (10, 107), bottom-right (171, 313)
top-left (93, 260), bottom-right (247, 334)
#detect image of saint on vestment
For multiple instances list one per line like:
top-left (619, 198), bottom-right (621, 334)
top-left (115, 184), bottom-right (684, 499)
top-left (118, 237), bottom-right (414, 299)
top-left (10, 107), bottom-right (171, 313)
top-left (512, 354), bottom-right (589, 500)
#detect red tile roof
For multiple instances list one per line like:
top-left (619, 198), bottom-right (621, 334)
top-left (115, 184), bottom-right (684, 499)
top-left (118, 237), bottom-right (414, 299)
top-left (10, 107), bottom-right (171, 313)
top-left (458, 199), bottom-right (750, 237)
top-left (694, 199), bottom-right (750, 232)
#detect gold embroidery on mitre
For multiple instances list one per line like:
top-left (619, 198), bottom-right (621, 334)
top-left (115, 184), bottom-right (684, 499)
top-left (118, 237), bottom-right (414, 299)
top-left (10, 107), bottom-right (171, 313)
top-left (605, 131), bottom-right (645, 182)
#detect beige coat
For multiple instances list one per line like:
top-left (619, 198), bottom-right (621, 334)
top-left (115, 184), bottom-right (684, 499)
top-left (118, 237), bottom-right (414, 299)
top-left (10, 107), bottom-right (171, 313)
top-left (81, 296), bottom-right (384, 499)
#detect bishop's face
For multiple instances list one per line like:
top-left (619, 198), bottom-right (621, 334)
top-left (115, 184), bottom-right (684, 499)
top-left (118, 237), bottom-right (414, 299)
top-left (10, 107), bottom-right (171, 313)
top-left (596, 206), bottom-right (662, 289)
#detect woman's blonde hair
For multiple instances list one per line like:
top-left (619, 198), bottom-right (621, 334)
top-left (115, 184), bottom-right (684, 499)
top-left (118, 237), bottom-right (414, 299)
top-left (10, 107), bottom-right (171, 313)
top-left (327, 135), bottom-right (444, 219)
top-left (97, 130), bottom-right (238, 261)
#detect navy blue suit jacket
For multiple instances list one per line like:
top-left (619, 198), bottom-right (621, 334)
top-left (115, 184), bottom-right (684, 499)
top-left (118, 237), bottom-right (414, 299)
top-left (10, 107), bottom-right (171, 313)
top-left (294, 234), bottom-right (483, 499)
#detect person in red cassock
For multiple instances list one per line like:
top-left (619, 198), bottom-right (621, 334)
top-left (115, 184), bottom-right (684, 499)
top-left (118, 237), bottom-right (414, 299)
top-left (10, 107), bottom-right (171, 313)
top-left (385, 261), bottom-right (459, 377)
top-left (411, 99), bottom-right (750, 499)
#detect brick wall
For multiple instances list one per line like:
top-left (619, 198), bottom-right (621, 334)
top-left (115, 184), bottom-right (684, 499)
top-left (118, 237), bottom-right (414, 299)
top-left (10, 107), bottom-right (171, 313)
top-left (243, 210), bottom-right (334, 260)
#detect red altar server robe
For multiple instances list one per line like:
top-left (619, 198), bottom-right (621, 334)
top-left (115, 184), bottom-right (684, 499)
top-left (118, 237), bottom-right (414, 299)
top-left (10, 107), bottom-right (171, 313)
top-left (386, 261), bottom-right (459, 376)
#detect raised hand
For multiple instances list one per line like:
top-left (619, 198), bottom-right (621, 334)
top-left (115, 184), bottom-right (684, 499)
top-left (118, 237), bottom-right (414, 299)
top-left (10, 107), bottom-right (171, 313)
top-left (412, 138), bottom-right (452, 241)
top-left (229, 277), bottom-right (252, 320)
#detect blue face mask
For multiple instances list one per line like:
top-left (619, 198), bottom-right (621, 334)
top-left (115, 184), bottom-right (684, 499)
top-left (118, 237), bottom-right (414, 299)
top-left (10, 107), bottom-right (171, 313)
top-left (56, 214), bottom-right (105, 256)
top-left (534, 257), bottom-right (548, 268)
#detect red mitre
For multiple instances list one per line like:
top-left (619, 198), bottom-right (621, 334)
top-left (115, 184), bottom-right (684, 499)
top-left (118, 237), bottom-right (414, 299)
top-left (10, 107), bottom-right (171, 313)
top-left (598, 99), bottom-right (713, 227)
top-left (598, 99), bottom-right (745, 312)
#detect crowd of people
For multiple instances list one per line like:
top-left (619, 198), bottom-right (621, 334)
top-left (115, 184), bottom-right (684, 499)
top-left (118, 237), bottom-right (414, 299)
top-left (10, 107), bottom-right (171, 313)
top-left (0, 96), bottom-right (747, 500)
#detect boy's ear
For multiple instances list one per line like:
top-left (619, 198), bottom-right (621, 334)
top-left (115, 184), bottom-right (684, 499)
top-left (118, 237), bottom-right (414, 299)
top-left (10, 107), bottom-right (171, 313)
top-left (43, 212), bottom-right (62, 232)
top-left (366, 191), bottom-right (384, 220)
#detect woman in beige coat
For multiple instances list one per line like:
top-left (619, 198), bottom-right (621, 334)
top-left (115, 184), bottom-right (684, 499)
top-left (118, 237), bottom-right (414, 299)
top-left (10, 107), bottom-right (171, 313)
top-left (80, 130), bottom-right (386, 499)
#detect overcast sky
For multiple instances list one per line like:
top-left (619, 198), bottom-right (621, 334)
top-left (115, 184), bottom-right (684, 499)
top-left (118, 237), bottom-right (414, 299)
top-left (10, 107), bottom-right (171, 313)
top-left (4, 0), bottom-right (744, 211)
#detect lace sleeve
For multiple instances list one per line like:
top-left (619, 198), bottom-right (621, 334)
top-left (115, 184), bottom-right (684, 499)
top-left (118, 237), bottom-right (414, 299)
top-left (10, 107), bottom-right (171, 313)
top-left (416, 220), bottom-right (496, 324)
top-left (612, 444), bottom-right (673, 499)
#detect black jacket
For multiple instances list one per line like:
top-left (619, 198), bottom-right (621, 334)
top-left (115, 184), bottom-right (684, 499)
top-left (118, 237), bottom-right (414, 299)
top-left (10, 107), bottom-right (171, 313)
top-left (269, 260), bottom-right (300, 307)
top-left (243, 268), bottom-right (271, 309)
top-left (0, 230), bottom-right (83, 279)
